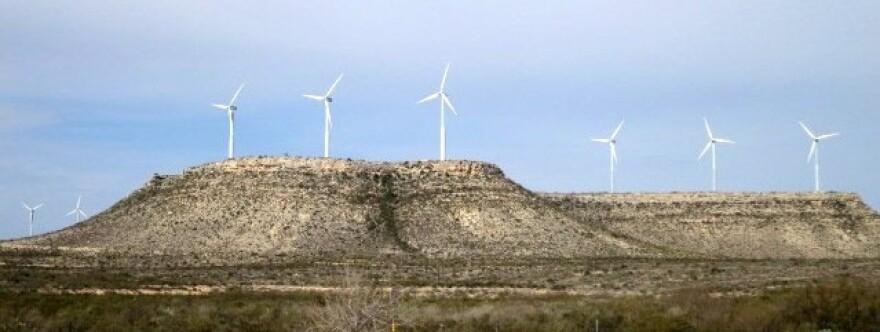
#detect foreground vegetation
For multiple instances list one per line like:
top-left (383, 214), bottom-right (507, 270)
top-left (0, 278), bottom-right (878, 331)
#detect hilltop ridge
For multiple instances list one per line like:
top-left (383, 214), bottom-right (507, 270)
top-left (6, 156), bottom-right (880, 263)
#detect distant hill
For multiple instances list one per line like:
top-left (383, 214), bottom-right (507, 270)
top-left (6, 157), bottom-right (880, 262)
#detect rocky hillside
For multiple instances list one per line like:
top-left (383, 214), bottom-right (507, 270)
top-left (545, 193), bottom-right (880, 259)
top-left (7, 157), bottom-right (880, 261)
top-left (11, 157), bottom-right (650, 260)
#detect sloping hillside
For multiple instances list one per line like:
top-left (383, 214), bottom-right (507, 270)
top-left (11, 157), bottom-right (651, 260)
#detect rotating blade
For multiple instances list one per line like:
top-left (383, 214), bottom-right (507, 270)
top-left (807, 141), bottom-right (817, 162)
top-left (228, 84), bottom-right (245, 106)
top-left (417, 93), bottom-right (439, 104)
top-left (698, 141), bottom-right (713, 160)
top-left (325, 74), bottom-right (344, 97)
top-left (442, 94), bottom-right (457, 115)
top-left (610, 120), bottom-right (624, 140)
top-left (799, 121), bottom-right (816, 139)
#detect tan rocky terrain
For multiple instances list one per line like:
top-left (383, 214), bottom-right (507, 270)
top-left (5, 157), bottom-right (879, 263)
top-left (546, 192), bottom-right (880, 259)
top-left (5, 157), bottom-right (650, 263)
top-left (1, 156), bottom-right (880, 301)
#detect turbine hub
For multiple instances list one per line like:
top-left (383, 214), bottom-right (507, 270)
top-left (229, 106), bottom-right (237, 111)
top-left (326, 97), bottom-right (333, 103)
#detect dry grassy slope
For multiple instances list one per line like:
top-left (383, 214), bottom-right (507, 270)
top-left (544, 193), bottom-right (880, 259)
top-left (12, 157), bottom-right (650, 260)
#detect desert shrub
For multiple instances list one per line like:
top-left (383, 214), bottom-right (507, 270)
top-left (767, 278), bottom-right (880, 331)
top-left (309, 273), bottom-right (394, 332)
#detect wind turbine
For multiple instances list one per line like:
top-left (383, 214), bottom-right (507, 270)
top-left (698, 118), bottom-right (735, 192)
top-left (417, 63), bottom-right (457, 161)
top-left (591, 121), bottom-right (625, 193)
top-left (303, 74), bottom-right (343, 158)
top-left (21, 202), bottom-right (43, 236)
top-left (799, 121), bottom-right (839, 193)
top-left (211, 84), bottom-right (245, 159)
top-left (67, 195), bottom-right (88, 223)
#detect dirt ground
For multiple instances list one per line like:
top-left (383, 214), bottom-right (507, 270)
top-left (1, 248), bottom-right (877, 298)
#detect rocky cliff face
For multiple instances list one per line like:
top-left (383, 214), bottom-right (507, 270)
top-left (9, 157), bottom-right (880, 260)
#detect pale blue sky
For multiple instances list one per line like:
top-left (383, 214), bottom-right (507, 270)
top-left (2, 1), bottom-right (879, 239)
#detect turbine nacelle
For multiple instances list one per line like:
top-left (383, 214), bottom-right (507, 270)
top-left (67, 195), bottom-right (88, 221)
top-left (22, 202), bottom-right (43, 212)
top-left (799, 121), bottom-right (840, 192)
top-left (799, 121), bottom-right (839, 163)
top-left (590, 120), bottom-right (625, 192)
top-left (303, 74), bottom-right (343, 158)
top-left (417, 63), bottom-right (457, 161)
top-left (211, 83), bottom-right (244, 159)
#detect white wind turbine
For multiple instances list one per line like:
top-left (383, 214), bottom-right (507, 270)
top-left (211, 84), bottom-right (245, 159)
top-left (21, 202), bottom-right (43, 236)
top-left (698, 118), bottom-right (735, 192)
top-left (799, 121), bottom-right (839, 193)
top-left (67, 195), bottom-right (88, 223)
top-left (417, 63), bottom-right (457, 161)
top-left (303, 74), bottom-right (344, 158)
top-left (591, 121), bottom-right (625, 193)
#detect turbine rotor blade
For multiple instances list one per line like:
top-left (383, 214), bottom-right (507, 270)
top-left (442, 94), bottom-right (457, 115)
top-left (22, 202), bottom-right (30, 210)
top-left (67, 210), bottom-right (77, 216)
top-left (610, 143), bottom-right (618, 164)
top-left (417, 93), bottom-right (439, 104)
top-left (212, 103), bottom-right (229, 110)
top-left (817, 133), bottom-right (839, 140)
top-left (79, 210), bottom-right (88, 218)
top-left (698, 141), bottom-right (713, 160)
top-left (799, 121), bottom-right (817, 139)
top-left (303, 94), bottom-right (324, 101)
top-left (325, 74), bottom-right (344, 97)
top-left (715, 138), bottom-right (735, 144)
top-left (703, 118), bottom-right (714, 140)
top-left (610, 120), bottom-right (624, 140)
top-left (324, 102), bottom-right (333, 128)
top-left (440, 63), bottom-right (450, 90)
top-left (229, 84), bottom-right (245, 106)
top-left (807, 141), bottom-right (817, 162)
top-left (34, 204), bottom-right (43, 210)
top-left (591, 138), bottom-right (611, 143)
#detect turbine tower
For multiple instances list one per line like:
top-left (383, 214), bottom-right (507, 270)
top-left (698, 118), bottom-right (735, 192)
top-left (211, 84), bottom-right (245, 159)
top-left (799, 121), bottom-right (839, 193)
top-left (417, 63), bottom-right (457, 161)
top-left (303, 74), bottom-right (344, 158)
top-left (591, 120), bottom-right (625, 193)
top-left (21, 202), bottom-right (43, 236)
top-left (67, 195), bottom-right (88, 223)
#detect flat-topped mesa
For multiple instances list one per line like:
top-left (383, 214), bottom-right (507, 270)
top-left (182, 157), bottom-right (506, 179)
top-left (545, 192), bottom-right (880, 259)
top-left (547, 192), bottom-right (877, 217)
top-left (17, 156), bottom-right (646, 263)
